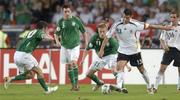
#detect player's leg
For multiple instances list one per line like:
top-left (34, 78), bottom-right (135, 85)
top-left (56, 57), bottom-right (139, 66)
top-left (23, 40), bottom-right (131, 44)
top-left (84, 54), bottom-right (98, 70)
top-left (130, 53), bottom-right (152, 94)
top-left (137, 65), bottom-right (152, 94)
top-left (153, 64), bottom-right (168, 93)
top-left (116, 53), bottom-right (128, 89)
top-left (4, 70), bottom-right (35, 89)
top-left (69, 45), bottom-right (80, 91)
top-left (31, 67), bottom-right (58, 94)
top-left (154, 50), bottom-right (173, 93)
top-left (61, 46), bottom-right (76, 90)
top-left (173, 48), bottom-right (180, 91)
top-left (177, 67), bottom-right (180, 91)
top-left (87, 59), bottom-right (106, 91)
top-left (4, 51), bottom-right (35, 89)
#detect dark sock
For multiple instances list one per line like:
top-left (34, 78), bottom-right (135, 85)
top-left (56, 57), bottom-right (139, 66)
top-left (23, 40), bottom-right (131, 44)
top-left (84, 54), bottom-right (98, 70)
top-left (38, 78), bottom-right (48, 91)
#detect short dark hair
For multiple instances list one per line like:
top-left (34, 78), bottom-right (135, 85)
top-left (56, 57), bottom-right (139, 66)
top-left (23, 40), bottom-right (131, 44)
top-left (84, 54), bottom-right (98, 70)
top-left (124, 8), bottom-right (132, 16)
top-left (62, 4), bottom-right (70, 9)
top-left (36, 21), bottom-right (48, 29)
top-left (170, 9), bottom-right (179, 17)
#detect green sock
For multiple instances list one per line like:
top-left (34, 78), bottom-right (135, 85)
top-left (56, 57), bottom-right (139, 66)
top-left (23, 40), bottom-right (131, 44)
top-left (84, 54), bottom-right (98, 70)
top-left (89, 74), bottom-right (102, 85)
top-left (68, 68), bottom-right (76, 86)
top-left (38, 78), bottom-right (48, 91)
top-left (73, 66), bottom-right (78, 85)
top-left (11, 73), bottom-right (27, 82)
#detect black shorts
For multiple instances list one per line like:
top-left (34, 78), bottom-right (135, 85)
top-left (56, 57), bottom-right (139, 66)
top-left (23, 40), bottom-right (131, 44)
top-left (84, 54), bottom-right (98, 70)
top-left (161, 47), bottom-right (180, 67)
top-left (117, 52), bottom-right (143, 67)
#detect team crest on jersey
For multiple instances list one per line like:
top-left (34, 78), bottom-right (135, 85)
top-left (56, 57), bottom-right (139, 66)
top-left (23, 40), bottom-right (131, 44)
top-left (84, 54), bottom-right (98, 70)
top-left (130, 30), bottom-right (133, 33)
top-left (62, 21), bottom-right (65, 28)
top-left (116, 28), bottom-right (122, 34)
top-left (89, 43), bottom-right (93, 48)
top-left (72, 22), bottom-right (76, 26)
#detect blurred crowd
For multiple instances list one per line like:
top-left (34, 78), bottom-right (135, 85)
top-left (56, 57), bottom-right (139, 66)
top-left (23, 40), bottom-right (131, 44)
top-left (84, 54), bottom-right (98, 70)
top-left (0, 0), bottom-right (179, 48)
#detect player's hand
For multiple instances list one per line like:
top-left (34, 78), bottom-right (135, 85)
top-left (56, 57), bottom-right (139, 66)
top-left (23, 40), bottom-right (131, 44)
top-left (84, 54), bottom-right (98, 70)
top-left (163, 25), bottom-right (174, 30)
top-left (163, 46), bottom-right (169, 52)
top-left (98, 50), bottom-right (104, 58)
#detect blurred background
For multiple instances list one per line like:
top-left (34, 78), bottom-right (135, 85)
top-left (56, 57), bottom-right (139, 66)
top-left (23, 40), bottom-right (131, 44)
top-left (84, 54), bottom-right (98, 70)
top-left (0, 0), bottom-right (179, 49)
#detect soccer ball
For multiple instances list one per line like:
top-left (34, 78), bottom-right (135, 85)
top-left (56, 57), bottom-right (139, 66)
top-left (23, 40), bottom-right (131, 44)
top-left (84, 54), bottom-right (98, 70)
top-left (101, 84), bottom-right (111, 94)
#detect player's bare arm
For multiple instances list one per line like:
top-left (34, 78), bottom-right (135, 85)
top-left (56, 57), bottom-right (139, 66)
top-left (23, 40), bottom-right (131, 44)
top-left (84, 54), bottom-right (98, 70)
top-left (42, 33), bottom-right (54, 41)
top-left (98, 36), bottom-right (109, 58)
top-left (80, 50), bottom-right (89, 66)
top-left (54, 34), bottom-right (61, 47)
top-left (82, 32), bottom-right (88, 48)
top-left (146, 23), bottom-right (173, 30)
top-left (160, 38), bottom-right (169, 52)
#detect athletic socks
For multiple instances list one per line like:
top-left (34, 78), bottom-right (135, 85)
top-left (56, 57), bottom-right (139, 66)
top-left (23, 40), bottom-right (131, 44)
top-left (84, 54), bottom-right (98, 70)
top-left (88, 74), bottom-right (103, 85)
top-left (177, 75), bottom-right (180, 89)
top-left (116, 71), bottom-right (125, 89)
top-left (154, 72), bottom-right (163, 89)
top-left (73, 66), bottom-right (78, 85)
top-left (141, 70), bottom-right (151, 89)
top-left (68, 68), bottom-right (76, 86)
top-left (38, 78), bottom-right (48, 91)
top-left (11, 73), bottom-right (27, 82)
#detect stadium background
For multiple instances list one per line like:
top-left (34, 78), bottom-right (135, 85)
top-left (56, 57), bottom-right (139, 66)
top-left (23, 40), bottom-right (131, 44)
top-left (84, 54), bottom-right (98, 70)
top-left (0, 0), bottom-right (180, 85)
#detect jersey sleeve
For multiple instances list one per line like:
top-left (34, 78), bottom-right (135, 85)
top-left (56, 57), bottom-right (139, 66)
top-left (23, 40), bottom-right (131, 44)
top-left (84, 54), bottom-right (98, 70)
top-left (133, 20), bottom-right (145, 31)
top-left (76, 17), bottom-right (86, 33)
top-left (106, 22), bottom-right (118, 38)
top-left (109, 38), bottom-right (119, 51)
top-left (55, 20), bottom-right (62, 36)
top-left (160, 30), bottom-right (166, 40)
top-left (37, 31), bottom-right (45, 40)
top-left (85, 35), bottom-right (96, 50)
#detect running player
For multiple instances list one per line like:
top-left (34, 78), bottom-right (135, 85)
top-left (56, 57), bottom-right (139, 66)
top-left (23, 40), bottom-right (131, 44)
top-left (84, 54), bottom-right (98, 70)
top-left (153, 10), bottom-right (180, 93)
top-left (99, 8), bottom-right (172, 94)
top-left (54, 4), bottom-right (87, 91)
top-left (4, 21), bottom-right (58, 94)
top-left (81, 22), bottom-right (131, 93)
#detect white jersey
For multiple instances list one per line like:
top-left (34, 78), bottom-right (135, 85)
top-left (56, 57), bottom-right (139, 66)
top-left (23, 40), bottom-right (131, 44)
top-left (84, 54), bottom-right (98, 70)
top-left (106, 19), bottom-right (145, 55)
top-left (160, 22), bottom-right (180, 51)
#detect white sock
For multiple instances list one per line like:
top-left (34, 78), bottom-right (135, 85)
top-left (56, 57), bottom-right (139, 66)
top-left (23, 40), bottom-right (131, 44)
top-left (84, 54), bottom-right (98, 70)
top-left (116, 71), bottom-right (125, 89)
top-left (142, 70), bottom-right (151, 89)
top-left (154, 72), bottom-right (163, 89)
top-left (177, 75), bottom-right (180, 89)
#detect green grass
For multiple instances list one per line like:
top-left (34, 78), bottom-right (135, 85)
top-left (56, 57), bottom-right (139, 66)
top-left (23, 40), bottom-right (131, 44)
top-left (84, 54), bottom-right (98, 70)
top-left (0, 84), bottom-right (180, 100)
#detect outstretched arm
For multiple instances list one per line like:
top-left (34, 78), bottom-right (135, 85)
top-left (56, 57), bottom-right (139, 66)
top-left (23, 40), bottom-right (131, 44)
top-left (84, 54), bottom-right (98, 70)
top-left (145, 23), bottom-right (173, 30)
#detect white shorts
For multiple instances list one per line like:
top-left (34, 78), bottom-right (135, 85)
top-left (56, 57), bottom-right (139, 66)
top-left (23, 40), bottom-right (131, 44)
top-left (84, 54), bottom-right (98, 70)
top-left (89, 54), bottom-right (117, 71)
top-left (60, 45), bottom-right (80, 64)
top-left (14, 51), bottom-right (38, 73)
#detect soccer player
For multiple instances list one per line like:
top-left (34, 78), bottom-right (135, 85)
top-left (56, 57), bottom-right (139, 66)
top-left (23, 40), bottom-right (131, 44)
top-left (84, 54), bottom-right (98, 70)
top-left (99, 8), bottom-right (172, 94)
top-left (4, 21), bottom-right (58, 94)
top-left (80, 22), bottom-right (130, 93)
top-left (54, 4), bottom-right (87, 91)
top-left (153, 10), bottom-right (180, 93)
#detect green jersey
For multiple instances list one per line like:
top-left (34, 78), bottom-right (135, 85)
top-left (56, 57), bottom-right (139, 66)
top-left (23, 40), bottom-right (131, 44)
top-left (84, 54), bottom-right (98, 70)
top-left (16, 29), bottom-right (44, 53)
top-left (86, 33), bottom-right (119, 57)
top-left (55, 16), bottom-right (86, 49)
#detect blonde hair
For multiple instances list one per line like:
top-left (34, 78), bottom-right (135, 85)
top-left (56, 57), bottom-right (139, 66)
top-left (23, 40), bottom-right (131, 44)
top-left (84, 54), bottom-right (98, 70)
top-left (97, 22), bottom-right (107, 29)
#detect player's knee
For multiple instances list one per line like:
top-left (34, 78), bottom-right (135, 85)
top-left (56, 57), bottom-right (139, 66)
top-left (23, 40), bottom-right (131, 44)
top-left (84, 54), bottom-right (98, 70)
top-left (71, 61), bottom-right (77, 67)
top-left (26, 73), bottom-right (34, 79)
top-left (86, 73), bottom-right (91, 78)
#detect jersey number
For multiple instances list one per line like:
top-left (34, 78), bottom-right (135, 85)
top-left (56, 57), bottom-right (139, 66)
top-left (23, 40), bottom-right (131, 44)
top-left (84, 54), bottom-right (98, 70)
top-left (27, 30), bottom-right (37, 38)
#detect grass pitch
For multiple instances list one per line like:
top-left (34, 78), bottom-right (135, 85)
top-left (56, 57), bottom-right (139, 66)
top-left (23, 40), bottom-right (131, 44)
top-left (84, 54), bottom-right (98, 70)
top-left (0, 84), bottom-right (180, 100)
